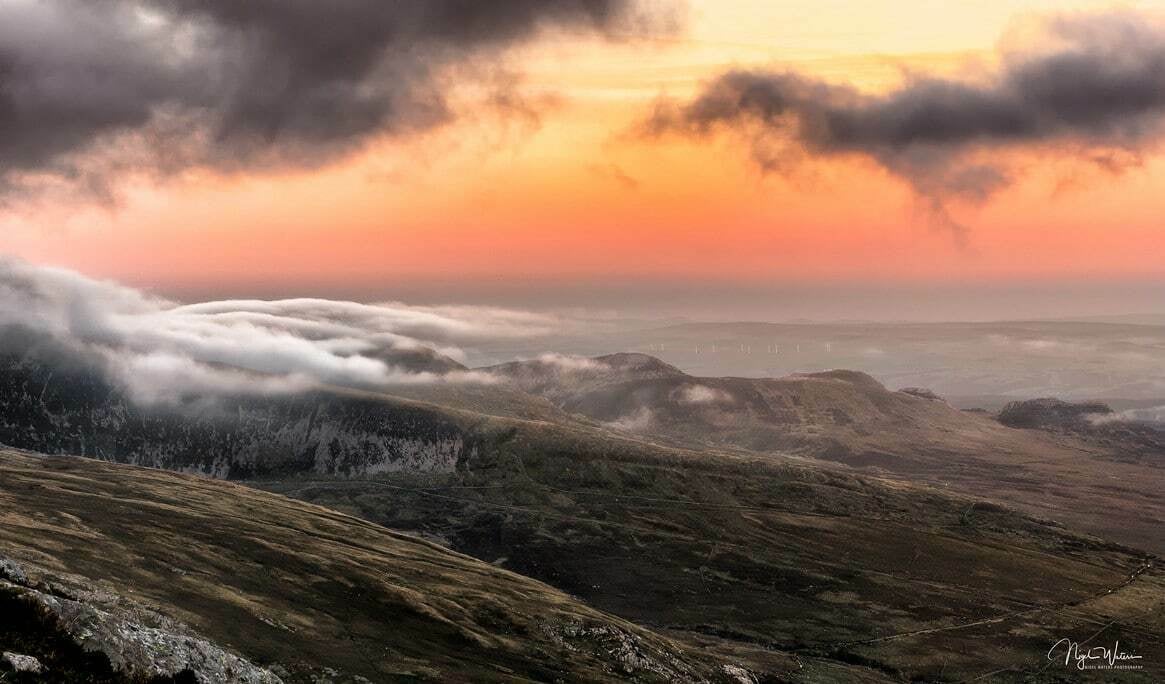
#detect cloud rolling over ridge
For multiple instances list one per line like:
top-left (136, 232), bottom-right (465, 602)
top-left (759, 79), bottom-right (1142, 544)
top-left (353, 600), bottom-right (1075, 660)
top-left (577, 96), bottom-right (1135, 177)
top-left (0, 258), bottom-right (566, 403)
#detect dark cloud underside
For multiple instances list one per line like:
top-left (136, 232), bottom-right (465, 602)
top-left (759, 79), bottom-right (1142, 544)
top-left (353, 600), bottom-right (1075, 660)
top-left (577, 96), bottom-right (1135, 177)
top-left (0, 0), bottom-right (675, 193)
top-left (645, 13), bottom-right (1165, 207)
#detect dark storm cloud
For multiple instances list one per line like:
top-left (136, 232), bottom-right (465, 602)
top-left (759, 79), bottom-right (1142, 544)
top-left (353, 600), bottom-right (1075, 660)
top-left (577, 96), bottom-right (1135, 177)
top-left (644, 12), bottom-right (1165, 207)
top-left (0, 0), bottom-right (677, 195)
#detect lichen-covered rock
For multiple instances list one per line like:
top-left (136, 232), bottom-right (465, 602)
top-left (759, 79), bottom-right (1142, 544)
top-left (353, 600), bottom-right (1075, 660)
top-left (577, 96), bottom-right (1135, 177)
top-left (721, 664), bottom-right (758, 684)
top-left (0, 556), bottom-right (282, 684)
top-left (543, 620), bottom-right (715, 681)
top-left (1, 651), bottom-right (43, 673)
top-left (35, 591), bottom-right (281, 684)
top-left (0, 556), bottom-right (28, 584)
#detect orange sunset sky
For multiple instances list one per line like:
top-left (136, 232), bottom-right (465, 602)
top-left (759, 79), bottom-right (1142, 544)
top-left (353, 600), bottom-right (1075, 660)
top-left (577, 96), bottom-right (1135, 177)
top-left (2, 0), bottom-right (1163, 318)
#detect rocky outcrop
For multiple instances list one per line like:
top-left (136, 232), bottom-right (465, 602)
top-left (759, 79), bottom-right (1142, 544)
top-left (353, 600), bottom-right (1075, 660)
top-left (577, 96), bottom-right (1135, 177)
top-left (542, 620), bottom-right (736, 682)
top-left (898, 387), bottom-right (944, 402)
top-left (0, 555), bottom-right (281, 684)
top-left (1, 651), bottom-right (43, 673)
top-left (996, 398), bottom-right (1165, 464)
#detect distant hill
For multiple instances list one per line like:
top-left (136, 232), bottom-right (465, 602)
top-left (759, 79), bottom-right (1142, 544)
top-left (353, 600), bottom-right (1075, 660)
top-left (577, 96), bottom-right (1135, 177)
top-left (538, 318), bottom-right (1165, 403)
top-left (488, 354), bottom-right (955, 452)
top-left (999, 397), bottom-right (1165, 463)
top-left (486, 352), bottom-right (686, 403)
top-left (1045, 313), bottom-right (1165, 326)
top-left (486, 353), bottom-right (1165, 554)
top-left (365, 343), bottom-right (469, 374)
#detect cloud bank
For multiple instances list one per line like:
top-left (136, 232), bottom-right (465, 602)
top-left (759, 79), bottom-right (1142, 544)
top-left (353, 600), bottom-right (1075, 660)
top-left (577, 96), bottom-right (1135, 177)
top-left (0, 258), bottom-right (566, 403)
top-left (1092, 405), bottom-right (1165, 427)
top-left (643, 12), bottom-right (1165, 228)
top-left (0, 0), bottom-right (679, 199)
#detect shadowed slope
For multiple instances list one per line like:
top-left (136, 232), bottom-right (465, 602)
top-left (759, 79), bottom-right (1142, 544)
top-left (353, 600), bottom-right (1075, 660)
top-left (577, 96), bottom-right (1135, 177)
top-left (261, 416), bottom-right (1165, 682)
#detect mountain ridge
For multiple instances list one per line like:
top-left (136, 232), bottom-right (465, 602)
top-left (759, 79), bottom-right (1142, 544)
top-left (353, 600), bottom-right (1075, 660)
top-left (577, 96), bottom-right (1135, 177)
top-left (4, 336), bottom-right (1165, 680)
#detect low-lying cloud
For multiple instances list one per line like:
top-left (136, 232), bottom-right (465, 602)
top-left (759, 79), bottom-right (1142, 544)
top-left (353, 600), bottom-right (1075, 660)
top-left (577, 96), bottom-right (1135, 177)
top-left (673, 384), bottom-right (733, 405)
top-left (1091, 405), bottom-right (1165, 427)
top-left (605, 406), bottom-right (654, 432)
top-left (0, 0), bottom-right (679, 201)
top-left (0, 258), bottom-right (567, 403)
top-left (642, 12), bottom-right (1165, 230)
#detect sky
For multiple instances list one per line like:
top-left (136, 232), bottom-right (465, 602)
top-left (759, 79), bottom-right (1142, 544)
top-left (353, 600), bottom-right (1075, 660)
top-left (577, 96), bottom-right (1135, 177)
top-left (2, 0), bottom-right (1165, 321)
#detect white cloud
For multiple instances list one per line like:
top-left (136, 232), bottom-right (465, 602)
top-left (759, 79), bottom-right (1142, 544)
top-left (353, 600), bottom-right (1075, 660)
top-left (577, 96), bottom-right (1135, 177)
top-left (673, 384), bottom-right (733, 405)
top-left (1090, 405), bottom-right (1165, 426)
top-left (0, 257), bottom-right (537, 403)
top-left (605, 407), bottom-right (654, 432)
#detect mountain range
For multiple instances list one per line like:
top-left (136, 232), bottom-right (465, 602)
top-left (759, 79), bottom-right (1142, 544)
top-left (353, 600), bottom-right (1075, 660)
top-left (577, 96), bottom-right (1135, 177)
top-left (1, 328), bottom-right (1163, 681)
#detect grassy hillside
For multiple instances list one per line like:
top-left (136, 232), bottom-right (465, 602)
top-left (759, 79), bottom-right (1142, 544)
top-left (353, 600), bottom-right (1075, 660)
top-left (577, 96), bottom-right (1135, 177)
top-left (259, 417), bottom-right (1165, 682)
top-left (0, 449), bottom-right (739, 683)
